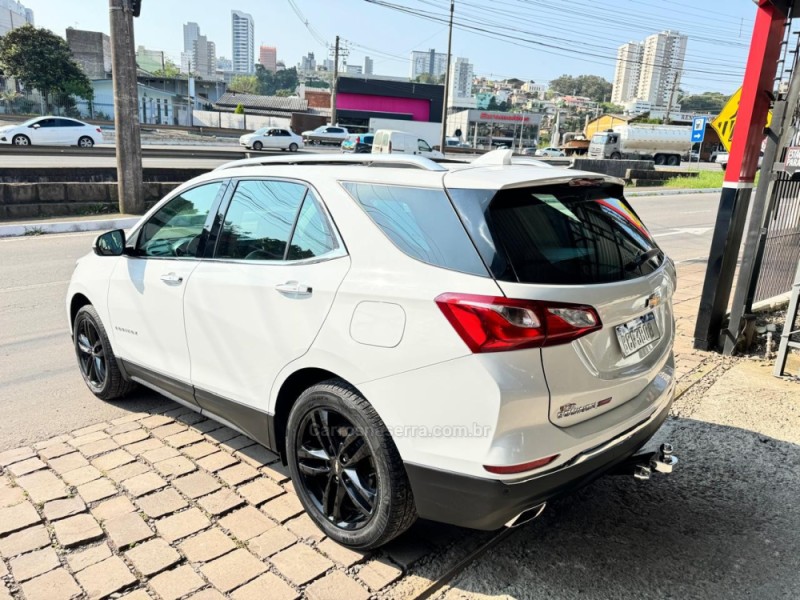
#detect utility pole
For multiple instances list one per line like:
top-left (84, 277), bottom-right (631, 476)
top-left (109, 0), bottom-right (144, 214)
top-left (663, 71), bottom-right (679, 124)
top-left (439, 0), bottom-right (454, 153)
top-left (330, 36), bottom-right (339, 126)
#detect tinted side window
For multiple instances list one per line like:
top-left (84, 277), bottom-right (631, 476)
top-left (418, 139), bottom-right (432, 152)
top-left (56, 119), bottom-right (81, 127)
top-left (138, 182), bottom-right (224, 258)
top-left (37, 119), bottom-right (56, 128)
top-left (341, 182), bottom-right (487, 277)
top-left (287, 193), bottom-right (337, 260)
top-left (215, 180), bottom-right (306, 261)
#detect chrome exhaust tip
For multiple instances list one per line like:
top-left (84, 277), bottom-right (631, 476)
top-left (505, 502), bottom-right (546, 528)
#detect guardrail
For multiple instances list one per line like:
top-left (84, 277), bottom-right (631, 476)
top-left (0, 145), bottom-right (249, 160)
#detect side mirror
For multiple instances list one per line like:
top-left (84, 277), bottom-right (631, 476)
top-left (31, 124), bottom-right (41, 129)
top-left (93, 229), bottom-right (126, 256)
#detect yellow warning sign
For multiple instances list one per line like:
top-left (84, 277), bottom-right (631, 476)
top-left (711, 87), bottom-right (772, 152)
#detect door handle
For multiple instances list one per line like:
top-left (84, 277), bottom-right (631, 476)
top-left (160, 272), bottom-right (183, 285)
top-left (275, 281), bottom-right (312, 296)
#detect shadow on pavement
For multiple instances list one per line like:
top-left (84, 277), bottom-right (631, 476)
top-left (434, 417), bottom-right (800, 600)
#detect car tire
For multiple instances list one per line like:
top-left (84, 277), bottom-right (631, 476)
top-left (12, 134), bottom-right (30, 146)
top-left (253, 141), bottom-right (263, 151)
top-left (73, 305), bottom-right (136, 401)
top-left (78, 136), bottom-right (94, 148)
top-left (289, 143), bottom-right (298, 152)
top-left (654, 155), bottom-right (666, 165)
top-left (286, 379), bottom-right (417, 549)
top-left (667, 155), bottom-right (680, 166)
top-left (610, 152), bottom-right (621, 160)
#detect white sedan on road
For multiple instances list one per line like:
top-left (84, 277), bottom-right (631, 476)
top-left (534, 147), bottom-right (566, 157)
top-left (0, 116), bottom-right (103, 147)
top-left (239, 127), bottom-right (303, 152)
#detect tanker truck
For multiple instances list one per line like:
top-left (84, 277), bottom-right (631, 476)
top-left (588, 124), bottom-right (691, 165)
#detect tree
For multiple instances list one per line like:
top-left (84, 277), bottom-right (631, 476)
top-left (414, 73), bottom-right (445, 85)
top-left (600, 102), bottom-right (624, 114)
top-left (255, 64), bottom-right (299, 96)
top-left (678, 91), bottom-right (729, 114)
top-left (229, 75), bottom-right (259, 94)
top-left (153, 58), bottom-right (180, 78)
top-left (0, 25), bottom-right (93, 110)
top-left (549, 74), bottom-right (612, 103)
top-left (234, 103), bottom-right (244, 114)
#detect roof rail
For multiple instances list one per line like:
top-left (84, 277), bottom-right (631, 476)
top-left (470, 149), bottom-right (554, 168)
top-left (214, 153), bottom-right (448, 172)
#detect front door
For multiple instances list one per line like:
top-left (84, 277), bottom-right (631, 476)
top-left (183, 179), bottom-right (349, 438)
top-left (107, 181), bottom-right (227, 399)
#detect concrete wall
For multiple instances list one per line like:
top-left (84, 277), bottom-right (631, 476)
top-left (67, 29), bottom-right (111, 79)
top-left (0, 182), bottom-right (181, 220)
top-left (0, 167), bottom-right (207, 184)
top-left (191, 110), bottom-right (290, 131)
top-left (571, 158), bottom-right (654, 179)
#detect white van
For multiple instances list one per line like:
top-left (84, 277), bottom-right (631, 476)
top-left (372, 129), bottom-right (444, 159)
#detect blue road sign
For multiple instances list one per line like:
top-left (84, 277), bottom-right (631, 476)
top-left (691, 116), bottom-right (708, 143)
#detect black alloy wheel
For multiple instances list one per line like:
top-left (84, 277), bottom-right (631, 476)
top-left (286, 380), bottom-right (417, 548)
top-left (72, 305), bottom-right (136, 400)
top-left (76, 317), bottom-right (107, 389)
top-left (296, 407), bottom-right (377, 530)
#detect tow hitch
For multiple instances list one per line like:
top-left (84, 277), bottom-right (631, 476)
top-left (611, 443), bottom-right (678, 481)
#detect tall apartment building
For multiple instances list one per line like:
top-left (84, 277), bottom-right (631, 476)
top-left (345, 64), bottom-right (363, 75)
top-left (66, 29), bottom-right (111, 79)
top-left (448, 57), bottom-right (474, 107)
top-left (259, 45), bottom-right (277, 72)
top-left (611, 42), bottom-right (643, 105)
top-left (636, 31), bottom-right (687, 107)
top-left (0, 0), bottom-right (33, 37)
top-left (410, 49), bottom-right (447, 80)
top-left (231, 10), bottom-right (255, 73)
top-left (194, 35), bottom-right (216, 79)
top-left (299, 52), bottom-right (316, 72)
top-left (364, 56), bottom-right (374, 76)
top-left (183, 22), bottom-right (200, 53)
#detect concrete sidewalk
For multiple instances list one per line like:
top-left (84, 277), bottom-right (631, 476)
top-left (0, 214), bottom-right (139, 238)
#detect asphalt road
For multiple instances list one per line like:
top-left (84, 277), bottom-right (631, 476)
top-left (0, 192), bottom-right (717, 451)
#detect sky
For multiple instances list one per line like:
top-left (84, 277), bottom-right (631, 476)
top-left (23, 0), bottom-right (759, 95)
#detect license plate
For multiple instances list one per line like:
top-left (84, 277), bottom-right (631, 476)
top-left (616, 312), bottom-right (660, 357)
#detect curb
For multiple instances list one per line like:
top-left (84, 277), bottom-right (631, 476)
top-left (0, 217), bottom-right (139, 238)
top-left (626, 188), bottom-right (722, 197)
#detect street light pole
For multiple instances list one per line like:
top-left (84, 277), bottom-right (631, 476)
top-left (109, 0), bottom-right (144, 214)
top-left (439, 0), bottom-right (454, 152)
top-left (330, 36), bottom-right (339, 126)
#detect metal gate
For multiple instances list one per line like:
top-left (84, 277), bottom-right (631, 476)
top-left (753, 172), bottom-right (800, 303)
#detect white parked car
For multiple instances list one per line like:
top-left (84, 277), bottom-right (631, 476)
top-left (534, 147), bottom-right (566, 157)
top-left (67, 151), bottom-right (677, 549)
top-left (301, 125), bottom-right (349, 145)
top-left (239, 127), bottom-right (303, 152)
top-left (0, 116), bottom-right (103, 147)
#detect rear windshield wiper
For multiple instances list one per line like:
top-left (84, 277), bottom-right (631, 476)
top-left (624, 248), bottom-right (663, 272)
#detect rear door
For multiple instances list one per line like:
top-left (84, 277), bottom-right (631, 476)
top-left (448, 181), bottom-right (675, 428)
top-left (184, 179), bottom-right (350, 432)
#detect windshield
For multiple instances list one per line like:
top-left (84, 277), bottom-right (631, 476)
top-left (449, 182), bottom-right (663, 285)
top-left (253, 128), bottom-right (268, 135)
top-left (591, 134), bottom-right (609, 144)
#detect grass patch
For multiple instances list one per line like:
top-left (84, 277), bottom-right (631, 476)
top-left (663, 169), bottom-right (761, 189)
top-left (23, 226), bottom-right (45, 236)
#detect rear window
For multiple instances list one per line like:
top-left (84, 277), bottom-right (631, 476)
top-left (341, 182), bottom-right (487, 277)
top-left (449, 183), bottom-right (663, 285)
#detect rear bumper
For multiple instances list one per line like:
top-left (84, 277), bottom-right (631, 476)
top-left (405, 383), bottom-right (674, 530)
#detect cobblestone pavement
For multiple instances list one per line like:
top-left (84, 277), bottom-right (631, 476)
top-left (0, 263), bottom-right (735, 600)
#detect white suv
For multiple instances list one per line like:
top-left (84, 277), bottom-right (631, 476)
top-left (67, 151), bottom-right (677, 549)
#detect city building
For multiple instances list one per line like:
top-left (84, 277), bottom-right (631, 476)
top-left (446, 109), bottom-right (542, 147)
top-left (231, 10), bottom-right (255, 73)
top-left (611, 41), bottom-right (643, 105)
top-left (448, 57), bottom-right (474, 108)
top-left (637, 30), bottom-right (687, 107)
top-left (322, 58), bottom-right (334, 72)
top-left (183, 22), bottom-right (200, 53)
top-left (364, 56), bottom-right (374, 76)
top-left (259, 45), bottom-right (277, 72)
top-left (345, 64), bottom-right (363, 75)
top-left (521, 81), bottom-right (547, 96)
top-left (136, 46), bottom-right (164, 74)
top-left (193, 35), bottom-right (217, 79)
top-left (410, 49), bottom-right (447, 80)
top-left (217, 57), bottom-right (233, 72)
top-left (180, 52), bottom-right (192, 74)
top-left (299, 52), bottom-right (316, 73)
top-left (66, 29), bottom-right (111, 80)
top-left (0, 0), bottom-right (33, 37)
top-left (334, 77), bottom-right (444, 131)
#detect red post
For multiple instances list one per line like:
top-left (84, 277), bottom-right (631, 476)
top-left (725, 1), bottom-right (785, 185)
top-left (693, 0), bottom-right (787, 350)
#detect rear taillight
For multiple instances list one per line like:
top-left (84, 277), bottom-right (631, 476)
top-left (434, 293), bottom-right (601, 353)
top-left (96, 128), bottom-right (102, 133)
top-left (484, 453), bottom-right (560, 474)
top-left (356, 136), bottom-right (361, 143)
